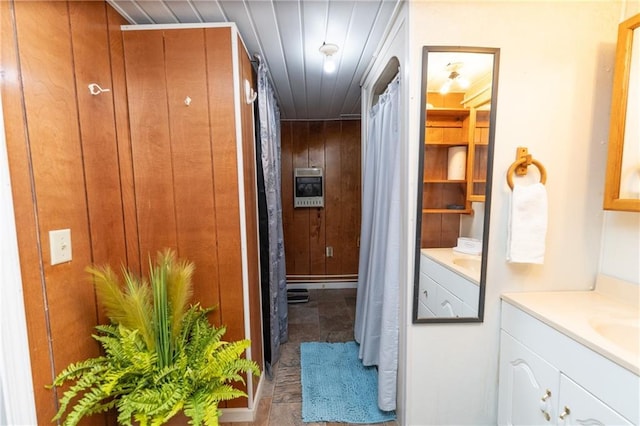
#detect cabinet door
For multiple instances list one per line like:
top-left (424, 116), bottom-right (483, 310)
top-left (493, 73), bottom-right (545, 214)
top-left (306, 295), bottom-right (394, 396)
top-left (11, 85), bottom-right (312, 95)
top-left (417, 300), bottom-right (435, 318)
top-left (498, 331), bottom-right (560, 425)
top-left (435, 284), bottom-right (462, 318)
top-left (557, 375), bottom-right (632, 426)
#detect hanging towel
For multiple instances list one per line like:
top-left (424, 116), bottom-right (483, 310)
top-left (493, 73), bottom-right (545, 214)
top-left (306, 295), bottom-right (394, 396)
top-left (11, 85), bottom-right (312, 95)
top-left (507, 182), bottom-right (548, 264)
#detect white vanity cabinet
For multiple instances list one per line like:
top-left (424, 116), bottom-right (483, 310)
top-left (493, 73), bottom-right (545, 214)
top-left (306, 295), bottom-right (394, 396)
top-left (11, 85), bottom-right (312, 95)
top-left (498, 301), bottom-right (638, 425)
top-left (419, 252), bottom-right (479, 318)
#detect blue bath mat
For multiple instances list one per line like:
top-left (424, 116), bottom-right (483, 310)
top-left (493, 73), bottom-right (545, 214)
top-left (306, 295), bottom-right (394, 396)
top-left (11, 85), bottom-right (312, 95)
top-left (300, 341), bottom-right (396, 423)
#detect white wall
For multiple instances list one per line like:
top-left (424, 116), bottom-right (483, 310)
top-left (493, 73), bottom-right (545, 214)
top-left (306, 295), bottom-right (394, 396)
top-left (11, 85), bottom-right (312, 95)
top-left (405, 1), bottom-right (625, 424)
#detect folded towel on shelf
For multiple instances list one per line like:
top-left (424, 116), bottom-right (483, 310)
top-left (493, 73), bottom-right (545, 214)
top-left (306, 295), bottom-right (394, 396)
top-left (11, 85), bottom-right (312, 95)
top-left (507, 182), bottom-right (548, 264)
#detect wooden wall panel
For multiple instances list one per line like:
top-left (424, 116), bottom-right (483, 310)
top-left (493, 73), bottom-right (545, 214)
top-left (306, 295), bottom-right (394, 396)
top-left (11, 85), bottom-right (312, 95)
top-left (281, 122), bottom-right (295, 272)
top-left (106, 5), bottom-right (140, 274)
top-left (324, 121), bottom-right (342, 275)
top-left (69, 1), bottom-right (127, 271)
top-left (340, 121), bottom-right (361, 274)
top-left (164, 29), bottom-right (220, 321)
top-left (281, 120), bottom-right (361, 279)
top-left (308, 121), bottom-right (326, 275)
top-left (205, 28), bottom-right (245, 343)
top-left (123, 30), bottom-right (178, 262)
top-left (12, 1), bottom-right (101, 423)
top-left (0, 0), bottom-right (54, 418)
top-left (5, 7), bottom-right (261, 421)
top-left (290, 122), bottom-right (311, 274)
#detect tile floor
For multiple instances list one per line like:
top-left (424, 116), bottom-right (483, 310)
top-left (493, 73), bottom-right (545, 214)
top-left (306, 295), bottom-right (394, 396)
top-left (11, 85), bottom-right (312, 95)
top-left (220, 288), bottom-right (398, 426)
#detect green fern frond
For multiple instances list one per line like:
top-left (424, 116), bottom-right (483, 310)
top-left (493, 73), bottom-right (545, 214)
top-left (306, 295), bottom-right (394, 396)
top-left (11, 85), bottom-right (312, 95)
top-left (121, 382), bottom-right (185, 418)
top-left (62, 386), bottom-right (111, 426)
top-left (50, 357), bottom-right (108, 387)
top-left (184, 390), bottom-right (222, 426)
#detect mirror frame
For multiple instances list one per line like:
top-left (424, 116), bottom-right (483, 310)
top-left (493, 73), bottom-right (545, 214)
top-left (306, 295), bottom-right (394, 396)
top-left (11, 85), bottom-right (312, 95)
top-left (604, 13), bottom-right (640, 212)
top-left (412, 46), bottom-right (500, 324)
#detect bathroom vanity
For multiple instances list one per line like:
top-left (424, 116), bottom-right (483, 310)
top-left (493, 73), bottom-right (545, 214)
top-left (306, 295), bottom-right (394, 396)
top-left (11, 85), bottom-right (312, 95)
top-left (498, 276), bottom-right (639, 425)
top-left (417, 248), bottom-right (481, 318)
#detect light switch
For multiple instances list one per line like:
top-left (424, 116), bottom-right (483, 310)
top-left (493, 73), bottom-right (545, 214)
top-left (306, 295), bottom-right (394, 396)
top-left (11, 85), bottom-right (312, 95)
top-left (49, 229), bottom-right (72, 265)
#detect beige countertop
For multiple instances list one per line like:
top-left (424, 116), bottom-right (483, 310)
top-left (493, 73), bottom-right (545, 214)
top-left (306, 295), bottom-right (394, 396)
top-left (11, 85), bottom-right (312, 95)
top-left (421, 247), bottom-right (481, 284)
top-left (501, 275), bottom-right (640, 375)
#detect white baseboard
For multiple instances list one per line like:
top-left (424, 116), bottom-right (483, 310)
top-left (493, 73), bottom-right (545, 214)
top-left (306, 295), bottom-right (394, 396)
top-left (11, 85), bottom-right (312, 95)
top-left (287, 281), bottom-right (357, 290)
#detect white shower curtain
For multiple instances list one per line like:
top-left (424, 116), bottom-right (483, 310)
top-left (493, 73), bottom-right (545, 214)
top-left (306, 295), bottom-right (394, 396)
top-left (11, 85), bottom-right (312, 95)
top-left (354, 74), bottom-right (401, 412)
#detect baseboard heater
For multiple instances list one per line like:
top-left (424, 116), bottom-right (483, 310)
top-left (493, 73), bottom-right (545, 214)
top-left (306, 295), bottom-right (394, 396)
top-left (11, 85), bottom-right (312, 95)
top-left (287, 288), bottom-right (309, 304)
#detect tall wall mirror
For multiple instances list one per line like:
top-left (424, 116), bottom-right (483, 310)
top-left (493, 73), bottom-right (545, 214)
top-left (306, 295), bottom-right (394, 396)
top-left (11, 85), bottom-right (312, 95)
top-left (413, 46), bottom-right (500, 323)
top-left (604, 13), bottom-right (640, 212)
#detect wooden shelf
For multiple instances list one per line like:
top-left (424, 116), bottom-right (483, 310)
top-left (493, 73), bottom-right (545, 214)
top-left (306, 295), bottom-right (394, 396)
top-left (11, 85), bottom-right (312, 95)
top-left (426, 107), bottom-right (469, 119)
top-left (424, 179), bottom-right (466, 184)
top-left (422, 208), bottom-right (473, 214)
top-left (424, 141), bottom-right (469, 146)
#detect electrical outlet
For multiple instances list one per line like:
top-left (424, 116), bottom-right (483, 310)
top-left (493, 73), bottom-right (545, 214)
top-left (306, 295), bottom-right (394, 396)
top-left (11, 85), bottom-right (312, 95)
top-left (326, 246), bottom-right (333, 257)
top-left (49, 229), bottom-right (72, 265)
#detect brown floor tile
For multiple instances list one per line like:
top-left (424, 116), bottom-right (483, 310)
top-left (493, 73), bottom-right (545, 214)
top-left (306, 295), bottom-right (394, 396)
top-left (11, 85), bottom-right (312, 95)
top-left (288, 304), bottom-right (320, 325)
top-left (286, 322), bottom-right (321, 343)
top-left (267, 402), bottom-right (308, 426)
top-left (272, 365), bottom-right (301, 403)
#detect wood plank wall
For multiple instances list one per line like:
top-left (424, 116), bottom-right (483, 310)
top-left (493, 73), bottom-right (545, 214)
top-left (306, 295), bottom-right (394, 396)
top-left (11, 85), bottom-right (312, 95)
top-left (281, 120), bottom-right (361, 280)
top-left (122, 26), bottom-right (263, 406)
top-left (1, 2), bottom-right (130, 423)
top-left (2, 3), bottom-right (262, 422)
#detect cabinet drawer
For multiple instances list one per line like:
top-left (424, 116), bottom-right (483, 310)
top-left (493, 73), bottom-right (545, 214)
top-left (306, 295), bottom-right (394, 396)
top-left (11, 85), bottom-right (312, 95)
top-left (423, 256), bottom-right (479, 306)
top-left (558, 374), bottom-right (632, 425)
top-left (417, 300), bottom-right (435, 318)
top-left (435, 284), bottom-right (463, 318)
top-left (418, 271), bottom-right (438, 313)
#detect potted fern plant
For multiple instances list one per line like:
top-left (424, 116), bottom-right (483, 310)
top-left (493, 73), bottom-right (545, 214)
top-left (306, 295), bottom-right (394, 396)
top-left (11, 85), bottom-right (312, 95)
top-left (49, 249), bottom-right (260, 426)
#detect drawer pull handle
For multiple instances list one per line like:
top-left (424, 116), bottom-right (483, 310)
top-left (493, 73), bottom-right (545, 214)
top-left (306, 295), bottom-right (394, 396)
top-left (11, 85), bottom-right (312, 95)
top-left (539, 390), bottom-right (552, 422)
top-left (540, 389), bottom-right (552, 402)
top-left (559, 406), bottom-right (571, 420)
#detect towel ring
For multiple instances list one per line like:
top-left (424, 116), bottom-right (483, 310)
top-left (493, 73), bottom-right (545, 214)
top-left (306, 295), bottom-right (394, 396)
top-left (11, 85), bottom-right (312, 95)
top-left (507, 157), bottom-right (547, 190)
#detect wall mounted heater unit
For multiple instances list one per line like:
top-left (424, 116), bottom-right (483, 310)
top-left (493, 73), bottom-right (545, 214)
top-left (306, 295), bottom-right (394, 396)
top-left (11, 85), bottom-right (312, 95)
top-left (294, 167), bottom-right (324, 208)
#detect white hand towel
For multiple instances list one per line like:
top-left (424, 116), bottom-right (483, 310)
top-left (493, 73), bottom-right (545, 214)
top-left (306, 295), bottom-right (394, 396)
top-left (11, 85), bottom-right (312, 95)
top-left (507, 182), bottom-right (548, 264)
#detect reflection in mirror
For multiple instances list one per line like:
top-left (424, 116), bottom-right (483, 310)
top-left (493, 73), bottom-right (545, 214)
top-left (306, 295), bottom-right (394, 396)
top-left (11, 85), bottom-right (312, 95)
top-left (413, 47), bottom-right (500, 323)
top-left (604, 14), bottom-right (640, 211)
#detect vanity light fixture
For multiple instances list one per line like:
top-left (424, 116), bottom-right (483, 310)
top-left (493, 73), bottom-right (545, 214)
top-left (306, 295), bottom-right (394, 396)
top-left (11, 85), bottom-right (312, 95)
top-left (440, 62), bottom-right (470, 94)
top-left (319, 42), bottom-right (339, 73)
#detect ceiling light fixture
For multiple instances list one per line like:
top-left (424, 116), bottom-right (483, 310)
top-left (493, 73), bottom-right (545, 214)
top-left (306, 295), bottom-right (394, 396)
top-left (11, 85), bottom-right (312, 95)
top-left (440, 62), bottom-right (470, 95)
top-left (319, 42), bottom-right (339, 73)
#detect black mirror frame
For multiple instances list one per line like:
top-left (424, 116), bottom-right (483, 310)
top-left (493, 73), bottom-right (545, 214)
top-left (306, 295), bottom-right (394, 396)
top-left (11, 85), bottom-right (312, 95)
top-left (412, 46), bottom-right (500, 324)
